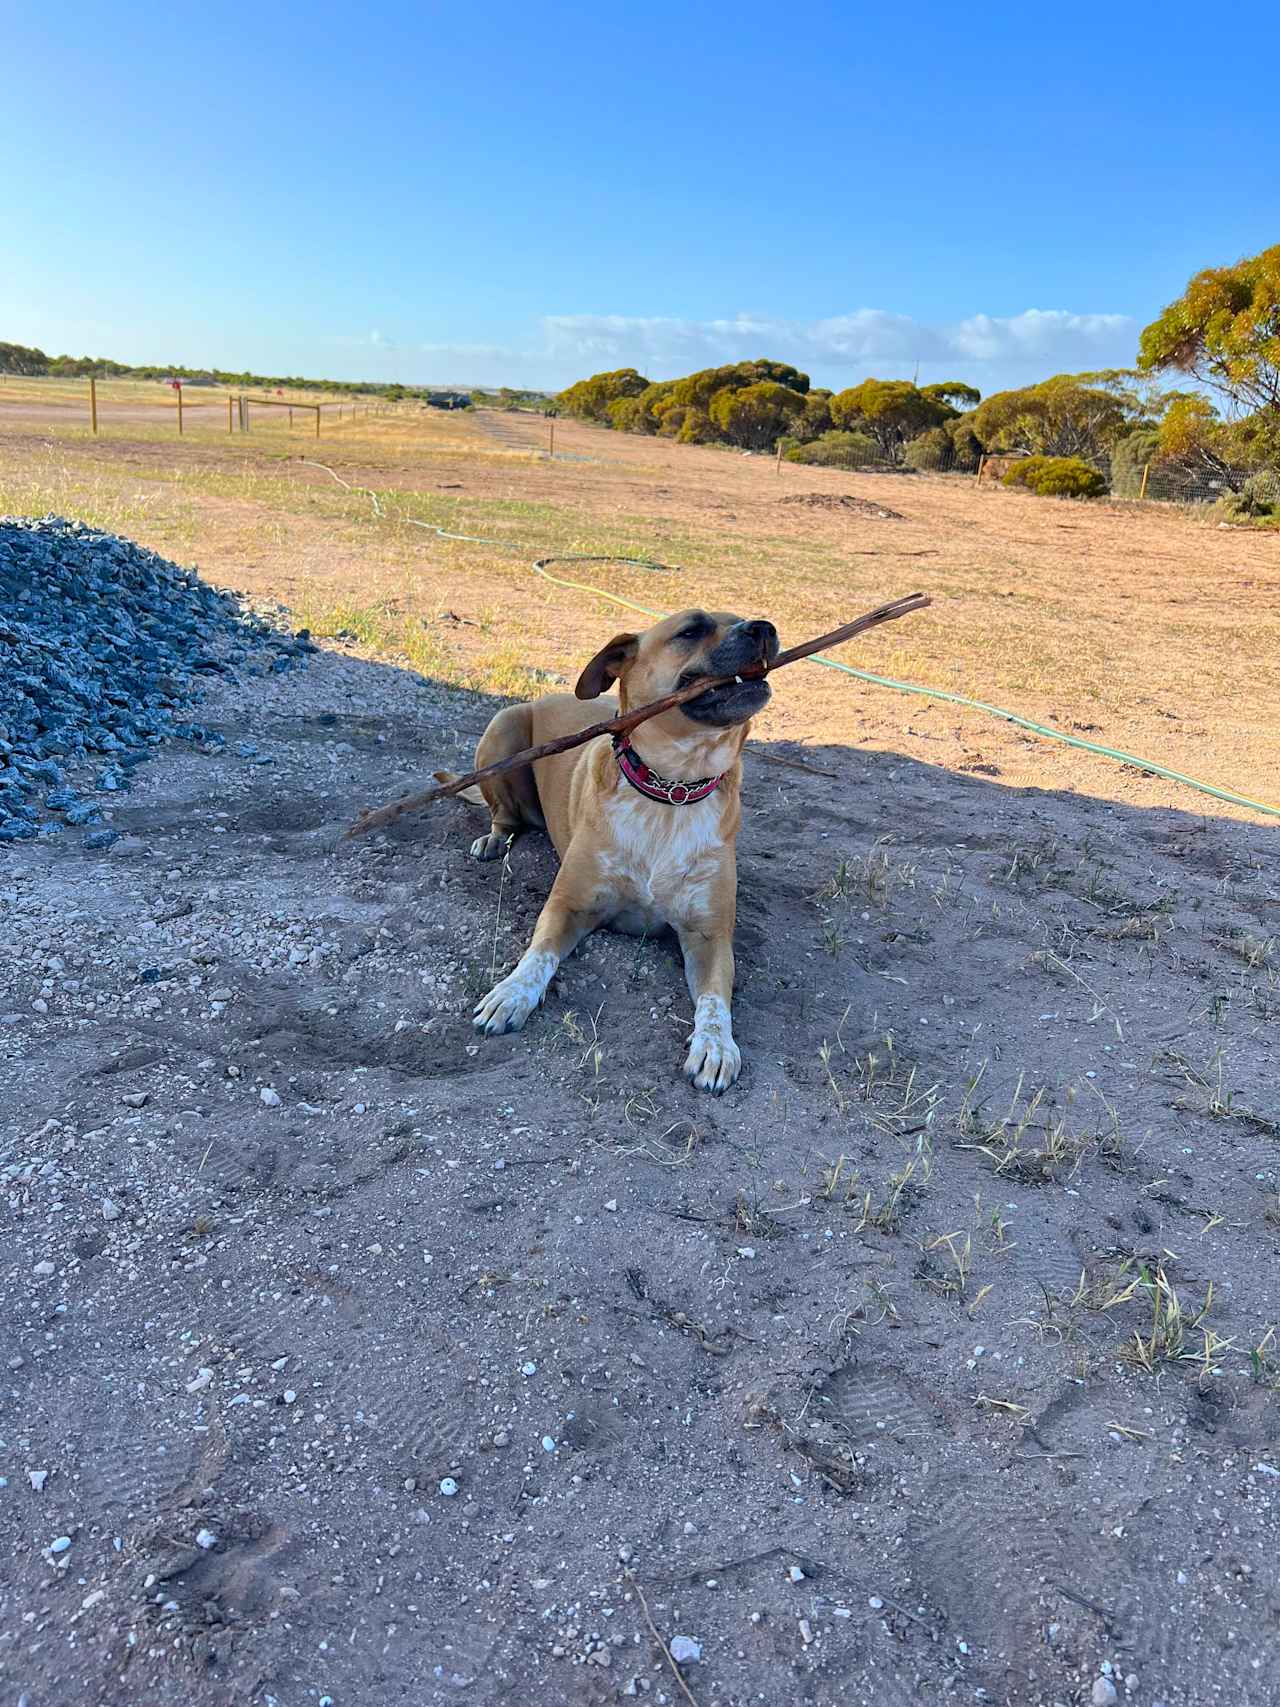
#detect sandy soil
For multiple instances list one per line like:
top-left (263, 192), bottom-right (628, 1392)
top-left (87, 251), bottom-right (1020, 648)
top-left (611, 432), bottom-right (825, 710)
top-left (2, 626), bottom-right (1278, 1707)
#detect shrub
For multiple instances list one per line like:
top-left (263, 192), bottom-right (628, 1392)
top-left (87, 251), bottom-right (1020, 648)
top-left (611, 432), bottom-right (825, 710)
top-left (784, 430), bottom-right (881, 468)
top-left (607, 396), bottom-right (647, 432)
top-left (789, 389), bottom-right (834, 444)
top-left (903, 426), bottom-right (953, 471)
top-left (1213, 470), bottom-right (1280, 523)
top-left (946, 419), bottom-right (985, 472)
top-left (1109, 428), bottom-right (1161, 498)
top-left (1002, 455), bottom-right (1107, 498)
top-left (676, 407), bottom-right (718, 445)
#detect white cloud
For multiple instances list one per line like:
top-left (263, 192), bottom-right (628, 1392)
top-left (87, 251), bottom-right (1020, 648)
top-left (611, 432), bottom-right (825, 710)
top-left (324, 305), bottom-right (1138, 391)
top-left (539, 306), bottom-right (1138, 390)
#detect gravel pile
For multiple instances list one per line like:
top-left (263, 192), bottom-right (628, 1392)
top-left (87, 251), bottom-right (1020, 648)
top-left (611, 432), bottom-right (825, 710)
top-left (0, 515), bottom-right (314, 846)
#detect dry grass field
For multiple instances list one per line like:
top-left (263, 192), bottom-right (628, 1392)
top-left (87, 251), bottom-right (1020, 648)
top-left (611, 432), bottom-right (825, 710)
top-left (1, 384), bottom-right (1276, 818)
top-left (2, 387), bottom-right (1279, 1707)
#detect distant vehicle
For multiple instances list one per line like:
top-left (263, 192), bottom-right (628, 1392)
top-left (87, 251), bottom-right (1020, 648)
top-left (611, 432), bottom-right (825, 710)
top-left (425, 391), bottom-right (471, 410)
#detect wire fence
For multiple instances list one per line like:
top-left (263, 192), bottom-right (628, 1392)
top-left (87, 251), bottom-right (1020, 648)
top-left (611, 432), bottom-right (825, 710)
top-left (0, 376), bottom-right (392, 440)
top-left (781, 436), bottom-right (1266, 508)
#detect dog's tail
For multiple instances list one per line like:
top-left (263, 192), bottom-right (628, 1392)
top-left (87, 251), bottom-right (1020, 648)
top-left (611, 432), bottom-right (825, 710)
top-left (433, 769), bottom-right (487, 806)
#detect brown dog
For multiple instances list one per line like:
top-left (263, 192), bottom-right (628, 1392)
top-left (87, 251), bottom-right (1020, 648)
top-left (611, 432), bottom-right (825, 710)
top-left (439, 608), bottom-right (779, 1091)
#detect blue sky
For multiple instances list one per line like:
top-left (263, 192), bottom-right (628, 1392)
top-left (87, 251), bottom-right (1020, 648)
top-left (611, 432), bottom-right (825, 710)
top-left (3, 1), bottom-right (1277, 394)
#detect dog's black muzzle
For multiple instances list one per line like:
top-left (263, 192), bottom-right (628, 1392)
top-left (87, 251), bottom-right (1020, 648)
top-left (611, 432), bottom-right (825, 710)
top-left (679, 620), bottom-right (779, 726)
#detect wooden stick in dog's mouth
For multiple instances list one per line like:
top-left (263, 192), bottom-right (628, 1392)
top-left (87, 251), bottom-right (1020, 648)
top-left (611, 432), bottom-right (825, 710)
top-left (343, 590), bottom-right (931, 840)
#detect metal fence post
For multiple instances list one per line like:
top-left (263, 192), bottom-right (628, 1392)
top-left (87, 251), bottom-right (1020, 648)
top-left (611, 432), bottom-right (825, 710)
top-left (90, 376), bottom-right (98, 435)
top-left (1139, 463), bottom-right (1150, 501)
top-left (176, 387), bottom-right (183, 435)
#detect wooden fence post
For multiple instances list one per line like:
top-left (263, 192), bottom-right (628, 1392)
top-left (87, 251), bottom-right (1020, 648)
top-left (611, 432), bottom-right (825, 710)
top-left (90, 376), bottom-right (98, 435)
top-left (976, 455), bottom-right (986, 483)
top-left (1139, 462), bottom-right (1150, 501)
top-left (289, 407), bottom-right (294, 428)
top-left (227, 395), bottom-right (234, 433)
top-left (775, 441), bottom-right (782, 473)
top-left (549, 422), bottom-right (555, 458)
top-left (314, 405), bottom-right (320, 440)
top-left (176, 387), bottom-right (183, 435)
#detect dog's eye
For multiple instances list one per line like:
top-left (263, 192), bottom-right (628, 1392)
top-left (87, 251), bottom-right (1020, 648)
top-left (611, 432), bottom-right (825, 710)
top-left (676, 622), bottom-right (708, 642)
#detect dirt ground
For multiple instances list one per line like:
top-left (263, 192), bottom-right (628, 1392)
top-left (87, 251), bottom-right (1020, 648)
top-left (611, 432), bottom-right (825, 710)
top-left (2, 402), bottom-right (1279, 1707)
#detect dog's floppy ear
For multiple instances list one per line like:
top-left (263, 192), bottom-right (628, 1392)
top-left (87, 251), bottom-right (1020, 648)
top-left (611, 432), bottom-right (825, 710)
top-left (575, 632), bottom-right (639, 700)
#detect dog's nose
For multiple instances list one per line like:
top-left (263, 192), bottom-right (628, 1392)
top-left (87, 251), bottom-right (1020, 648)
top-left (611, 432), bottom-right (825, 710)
top-left (741, 619), bottom-right (779, 660)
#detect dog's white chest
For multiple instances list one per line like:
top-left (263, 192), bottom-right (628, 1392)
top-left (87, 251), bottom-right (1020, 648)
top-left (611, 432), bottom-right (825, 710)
top-left (598, 792), bottom-right (723, 923)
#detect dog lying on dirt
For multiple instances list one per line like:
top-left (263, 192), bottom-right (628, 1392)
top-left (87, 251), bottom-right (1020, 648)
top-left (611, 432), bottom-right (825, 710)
top-left (436, 608), bottom-right (779, 1091)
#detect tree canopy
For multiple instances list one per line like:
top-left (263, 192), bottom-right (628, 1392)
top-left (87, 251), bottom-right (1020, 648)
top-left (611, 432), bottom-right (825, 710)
top-left (922, 380), bottom-right (981, 410)
top-left (828, 380), bottom-right (955, 462)
top-left (708, 381), bottom-right (806, 450)
top-left (555, 367), bottom-right (650, 423)
top-left (970, 371), bottom-right (1143, 460)
top-left (1138, 244), bottom-right (1280, 461)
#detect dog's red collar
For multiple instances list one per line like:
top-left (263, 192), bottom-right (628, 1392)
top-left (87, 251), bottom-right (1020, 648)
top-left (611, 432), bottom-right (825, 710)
top-left (612, 736), bottom-right (722, 805)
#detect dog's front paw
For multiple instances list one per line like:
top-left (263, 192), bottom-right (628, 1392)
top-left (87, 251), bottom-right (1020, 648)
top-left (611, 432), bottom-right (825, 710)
top-left (474, 977), bottom-right (538, 1035)
top-left (470, 831), bottom-right (511, 862)
top-left (684, 996), bottom-right (741, 1093)
top-left (473, 951), bottom-right (556, 1036)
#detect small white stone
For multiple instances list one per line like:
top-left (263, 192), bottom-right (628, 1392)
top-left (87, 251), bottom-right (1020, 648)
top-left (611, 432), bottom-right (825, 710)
top-left (604, 1199), bottom-right (618, 1212)
top-left (283, 1388), bottom-right (297, 1404)
top-left (50, 1535), bottom-right (72, 1554)
top-left (33, 1260), bottom-right (55, 1276)
top-left (669, 1636), bottom-right (701, 1664)
top-left (542, 1436), bottom-right (556, 1453)
top-left (185, 1367), bottom-right (213, 1393)
top-left (521, 1361), bottom-right (537, 1377)
top-left (28, 1470), bottom-right (49, 1491)
top-left (195, 1529), bottom-right (218, 1550)
top-left (102, 1198), bottom-right (121, 1221)
top-left (259, 1087), bottom-right (282, 1107)
top-left (1092, 1679), bottom-right (1118, 1707)
top-left (439, 1477), bottom-right (459, 1497)
top-left (787, 1565), bottom-right (805, 1583)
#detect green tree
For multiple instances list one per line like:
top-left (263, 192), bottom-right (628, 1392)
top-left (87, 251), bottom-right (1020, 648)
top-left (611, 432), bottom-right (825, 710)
top-left (829, 379), bottom-right (953, 463)
top-left (789, 388), bottom-right (834, 444)
top-left (1137, 245), bottom-right (1280, 457)
top-left (972, 371), bottom-right (1142, 460)
top-left (0, 340), bottom-right (51, 375)
top-left (708, 381), bottom-right (806, 449)
top-left (557, 367), bottom-right (650, 423)
top-left (922, 380), bottom-right (981, 410)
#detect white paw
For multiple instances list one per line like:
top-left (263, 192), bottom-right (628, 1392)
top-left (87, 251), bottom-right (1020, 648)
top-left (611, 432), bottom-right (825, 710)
top-left (473, 977), bottom-right (538, 1035)
top-left (683, 997), bottom-right (741, 1093)
top-left (473, 950), bottom-right (556, 1036)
